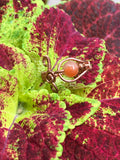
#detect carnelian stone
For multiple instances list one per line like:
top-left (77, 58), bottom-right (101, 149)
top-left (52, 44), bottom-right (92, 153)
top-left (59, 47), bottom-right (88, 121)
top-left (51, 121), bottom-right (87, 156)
top-left (63, 61), bottom-right (79, 77)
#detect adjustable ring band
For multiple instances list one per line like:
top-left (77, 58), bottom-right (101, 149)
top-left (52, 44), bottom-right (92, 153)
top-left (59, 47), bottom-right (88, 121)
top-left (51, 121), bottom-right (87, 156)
top-left (57, 57), bottom-right (91, 82)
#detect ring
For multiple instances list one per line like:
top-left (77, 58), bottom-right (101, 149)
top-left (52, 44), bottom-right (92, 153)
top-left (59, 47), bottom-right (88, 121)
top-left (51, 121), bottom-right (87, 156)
top-left (41, 56), bottom-right (91, 92)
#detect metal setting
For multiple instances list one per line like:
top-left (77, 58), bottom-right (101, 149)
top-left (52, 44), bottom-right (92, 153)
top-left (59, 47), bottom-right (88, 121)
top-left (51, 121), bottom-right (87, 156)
top-left (41, 56), bottom-right (91, 92)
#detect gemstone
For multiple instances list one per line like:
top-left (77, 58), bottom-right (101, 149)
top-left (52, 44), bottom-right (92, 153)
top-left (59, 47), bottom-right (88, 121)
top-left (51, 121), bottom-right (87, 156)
top-left (63, 61), bottom-right (79, 77)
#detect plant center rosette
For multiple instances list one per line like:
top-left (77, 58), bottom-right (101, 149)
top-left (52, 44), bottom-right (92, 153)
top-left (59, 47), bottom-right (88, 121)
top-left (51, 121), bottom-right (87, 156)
top-left (0, 0), bottom-right (120, 159)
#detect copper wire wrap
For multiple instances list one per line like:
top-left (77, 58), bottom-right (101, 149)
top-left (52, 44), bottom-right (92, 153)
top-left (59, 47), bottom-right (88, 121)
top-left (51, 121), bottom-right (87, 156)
top-left (41, 56), bottom-right (92, 92)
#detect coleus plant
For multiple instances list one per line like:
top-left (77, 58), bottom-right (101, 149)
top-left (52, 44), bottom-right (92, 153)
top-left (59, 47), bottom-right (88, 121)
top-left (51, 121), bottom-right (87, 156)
top-left (0, 0), bottom-right (120, 160)
top-left (58, 0), bottom-right (120, 57)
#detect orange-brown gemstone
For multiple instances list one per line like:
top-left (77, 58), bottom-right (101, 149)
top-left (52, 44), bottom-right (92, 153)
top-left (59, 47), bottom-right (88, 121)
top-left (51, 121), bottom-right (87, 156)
top-left (63, 61), bottom-right (79, 77)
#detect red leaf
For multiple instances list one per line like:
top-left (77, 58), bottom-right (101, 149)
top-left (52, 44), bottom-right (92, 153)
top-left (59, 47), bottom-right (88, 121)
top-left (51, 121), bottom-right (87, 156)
top-left (0, 100), bottom-right (69, 159)
top-left (61, 125), bottom-right (120, 160)
top-left (13, 0), bottom-right (37, 12)
top-left (65, 100), bottom-right (99, 127)
top-left (0, 75), bottom-right (17, 95)
top-left (100, 53), bottom-right (120, 82)
top-left (88, 79), bottom-right (120, 100)
top-left (58, 0), bottom-right (120, 57)
top-left (0, 43), bottom-right (26, 70)
top-left (86, 98), bottom-right (120, 136)
top-left (0, 0), bottom-right (9, 22)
